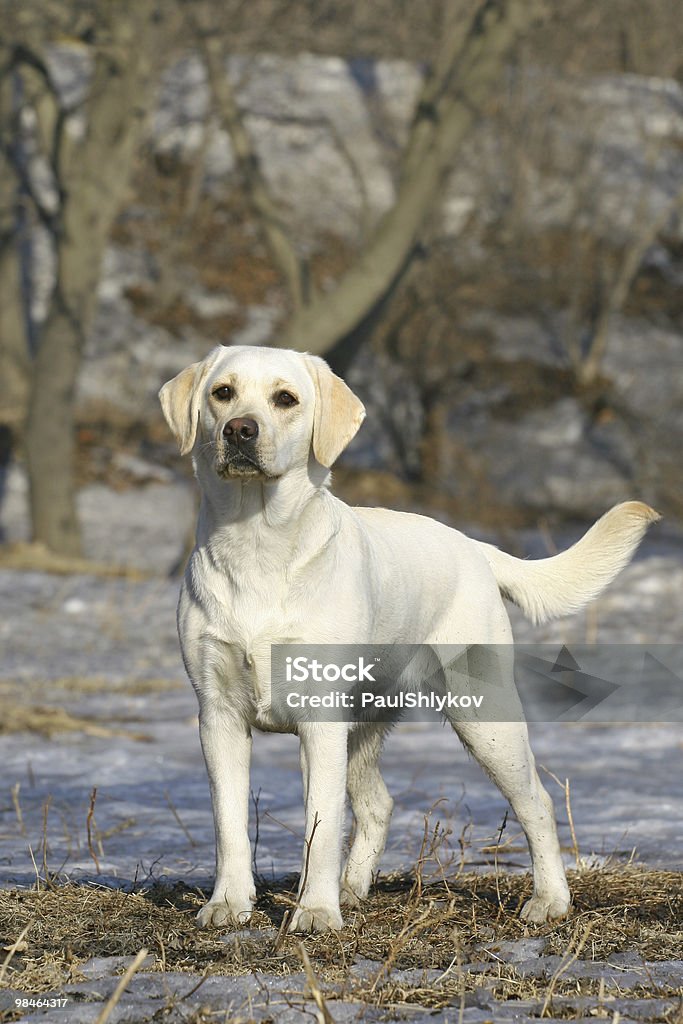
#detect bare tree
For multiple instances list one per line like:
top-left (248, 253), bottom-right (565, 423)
top-left (493, 68), bottom-right (683, 387)
top-left (562, 177), bottom-right (683, 388)
top-left (0, 76), bottom-right (31, 435)
top-left (1, 1), bottom-right (171, 555)
top-left (187, 0), bottom-right (547, 366)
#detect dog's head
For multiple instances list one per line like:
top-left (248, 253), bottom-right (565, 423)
top-left (159, 345), bottom-right (365, 480)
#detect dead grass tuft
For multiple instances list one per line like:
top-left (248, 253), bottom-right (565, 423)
top-left (0, 677), bottom-right (182, 739)
top-left (0, 700), bottom-right (152, 741)
top-left (0, 866), bottom-right (680, 1010)
top-left (0, 543), bottom-right (150, 580)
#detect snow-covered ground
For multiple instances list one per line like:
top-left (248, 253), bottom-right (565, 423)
top-left (1, 479), bottom-right (682, 887)
top-left (1, 480), bottom-right (681, 1022)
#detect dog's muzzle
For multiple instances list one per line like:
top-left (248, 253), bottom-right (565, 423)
top-left (218, 417), bottom-right (265, 477)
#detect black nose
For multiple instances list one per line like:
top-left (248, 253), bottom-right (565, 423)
top-left (223, 417), bottom-right (259, 442)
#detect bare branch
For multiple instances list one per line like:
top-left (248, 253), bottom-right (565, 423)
top-left (577, 128), bottom-right (683, 383)
top-left (186, 5), bottom-right (306, 309)
top-left (281, 0), bottom-right (548, 355)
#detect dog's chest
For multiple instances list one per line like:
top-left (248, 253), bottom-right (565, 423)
top-left (184, 562), bottom-right (305, 715)
top-left (207, 640), bottom-right (287, 730)
top-left (198, 567), bottom-right (300, 648)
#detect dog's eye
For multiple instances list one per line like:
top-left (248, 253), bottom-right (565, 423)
top-left (274, 391), bottom-right (298, 408)
top-left (213, 385), bottom-right (234, 402)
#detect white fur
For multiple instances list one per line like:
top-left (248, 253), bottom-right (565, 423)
top-left (159, 345), bottom-right (658, 932)
top-left (478, 502), bottom-right (660, 625)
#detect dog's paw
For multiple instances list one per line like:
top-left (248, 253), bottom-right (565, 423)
top-left (196, 898), bottom-right (254, 929)
top-left (340, 863), bottom-right (373, 906)
top-left (340, 885), bottom-right (361, 908)
top-left (520, 893), bottom-right (571, 925)
top-left (340, 875), bottom-right (370, 907)
top-left (288, 903), bottom-right (343, 933)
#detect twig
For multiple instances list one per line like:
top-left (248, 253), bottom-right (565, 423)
top-left (540, 920), bottom-right (595, 1017)
top-left (493, 810), bottom-right (508, 912)
top-left (409, 800), bottom-right (453, 903)
top-left (94, 947), bottom-right (149, 1024)
top-left (11, 782), bottom-right (26, 836)
top-left (368, 902), bottom-right (437, 994)
top-left (27, 844), bottom-right (41, 891)
top-left (456, 938), bottom-right (466, 1024)
top-left (298, 943), bottom-right (336, 1024)
top-left (251, 787), bottom-right (262, 879)
top-left (564, 777), bottom-right (580, 869)
top-left (175, 968), bottom-right (211, 1004)
top-left (186, 9), bottom-right (306, 309)
top-left (263, 809), bottom-right (303, 838)
top-left (87, 787), bottom-right (101, 873)
top-left (100, 817), bottom-right (136, 841)
top-left (585, 602), bottom-right (599, 645)
top-left (0, 924), bottom-right (31, 985)
top-left (541, 766), bottom-right (580, 869)
top-left (164, 790), bottom-right (197, 847)
top-left (155, 930), bottom-right (166, 973)
top-left (456, 820), bottom-right (472, 876)
top-left (40, 796), bottom-right (54, 889)
top-left (411, 814), bottom-right (433, 903)
top-left (273, 813), bottom-right (321, 951)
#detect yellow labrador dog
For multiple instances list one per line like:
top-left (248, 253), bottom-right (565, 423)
top-left (159, 344), bottom-right (658, 932)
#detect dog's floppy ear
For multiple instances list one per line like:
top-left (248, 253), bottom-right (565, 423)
top-left (304, 354), bottom-right (365, 468)
top-left (159, 361), bottom-right (207, 455)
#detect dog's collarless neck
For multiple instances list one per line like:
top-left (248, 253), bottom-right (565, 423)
top-left (194, 473), bottom-right (336, 575)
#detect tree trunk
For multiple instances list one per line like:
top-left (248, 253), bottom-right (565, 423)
top-left (21, 0), bottom-right (161, 555)
top-left (25, 200), bottom-right (109, 555)
top-left (198, 0), bottom-right (546, 363)
top-left (0, 76), bottom-right (31, 440)
top-left (281, 0), bottom-right (546, 358)
top-left (0, 241), bottom-right (30, 432)
top-left (24, 300), bottom-right (85, 555)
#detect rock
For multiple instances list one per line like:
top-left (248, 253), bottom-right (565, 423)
top-left (150, 56), bottom-right (683, 248)
top-left (154, 53), bottom-right (405, 245)
top-left (480, 937), bottom-right (547, 963)
top-left (603, 317), bottom-right (683, 430)
top-left (77, 295), bottom-right (211, 417)
top-left (111, 453), bottom-right (174, 485)
top-left (97, 245), bottom-right (159, 305)
top-left (231, 305), bottom-right (281, 347)
top-left (79, 953), bottom-right (155, 979)
top-left (446, 397), bottom-right (635, 520)
top-left (186, 286), bottom-right (238, 320)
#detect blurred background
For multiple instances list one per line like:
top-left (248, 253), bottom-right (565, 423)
top-left (2, 0), bottom-right (683, 570)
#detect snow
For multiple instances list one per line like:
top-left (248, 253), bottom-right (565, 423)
top-left (1, 482), bottom-right (681, 1022)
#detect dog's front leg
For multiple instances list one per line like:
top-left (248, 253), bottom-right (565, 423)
top-left (289, 722), bottom-right (347, 932)
top-left (196, 702), bottom-right (255, 928)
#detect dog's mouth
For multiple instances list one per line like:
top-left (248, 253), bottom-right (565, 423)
top-left (216, 446), bottom-right (268, 480)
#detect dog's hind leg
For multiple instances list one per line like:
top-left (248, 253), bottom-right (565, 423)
top-left (452, 718), bottom-right (570, 924)
top-left (341, 723), bottom-right (394, 905)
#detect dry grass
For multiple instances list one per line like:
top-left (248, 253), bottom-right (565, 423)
top-left (0, 702), bottom-right (152, 741)
top-left (0, 867), bottom-right (680, 1015)
top-left (0, 677), bottom-right (182, 740)
top-left (0, 543), bottom-right (150, 580)
top-left (47, 677), bottom-right (183, 697)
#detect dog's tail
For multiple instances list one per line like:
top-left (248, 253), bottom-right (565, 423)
top-left (476, 502), bottom-right (660, 625)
